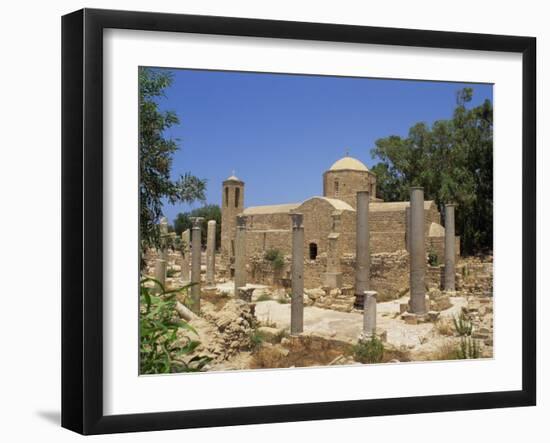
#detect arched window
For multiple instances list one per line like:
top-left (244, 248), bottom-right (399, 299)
top-left (334, 180), bottom-right (339, 196)
top-left (235, 187), bottom-right (240, 208)
top-left (225, 187), bottom-right (229, 207)
top-left (309, 243), bottom-right (318, 260)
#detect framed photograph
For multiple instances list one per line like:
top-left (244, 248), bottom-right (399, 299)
top-left (62, 8), bottom-right (536, 435)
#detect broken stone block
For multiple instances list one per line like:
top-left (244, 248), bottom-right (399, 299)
top-left (305, 288), bottom-right (325, 300)
top-left (358, 327), bottom-right (387, 343)
top-left (257, 326), bottom-right (284, 343)
top-left (323, 272), bottom-right (343, 289)
top-left (401, 313), bottom-right (418, 325)
top-left (237, 286), bottom-right (255, 302)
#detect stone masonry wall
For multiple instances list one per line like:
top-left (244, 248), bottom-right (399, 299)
top-left (245, 229), bottom-right (292, 257)
top-left (247, 250), bottom-right (412, 301)
top-left (323, 169), bottom-right (376, 209)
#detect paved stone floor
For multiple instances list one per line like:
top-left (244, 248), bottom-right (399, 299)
top-left (255, 296), bottom-right (467, 351)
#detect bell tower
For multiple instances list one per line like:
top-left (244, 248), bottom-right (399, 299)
top-left (221, 173), bottom-right (245, 268)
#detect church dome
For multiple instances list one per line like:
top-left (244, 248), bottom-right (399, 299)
top-left (329, 156), bottom-right (368, 172)
top-left (224, 173), bottom-right (243, 182)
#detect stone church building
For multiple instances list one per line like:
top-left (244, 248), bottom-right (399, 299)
top-left (220, 155), bottom-right (458, 290)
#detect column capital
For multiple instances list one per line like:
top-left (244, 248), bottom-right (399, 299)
top-left (190, 217), bottom-right (204, 228)
top-left (236, 215), bottom-right (247, 228)
top-left (290, 213), bottom-right (303, 229)
top-left (159, 216), bottom-right (169, 235)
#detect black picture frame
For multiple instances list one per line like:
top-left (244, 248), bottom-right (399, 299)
top-left (61, 8), bottom-right (536, 435)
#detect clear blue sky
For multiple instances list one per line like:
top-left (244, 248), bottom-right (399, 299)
top-left (155, 68), bottom-right (492, 224)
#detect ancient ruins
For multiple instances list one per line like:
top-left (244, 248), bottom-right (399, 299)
top-left (144, 155), bottom-right (493, 371)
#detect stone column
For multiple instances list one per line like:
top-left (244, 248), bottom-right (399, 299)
top-left (234, 215), bottom-right (247, 296)
top-left (159, 216), bottom-right (169, 261)
top-left (405, 206), bottom-right (411, 252)
top-left (159, 216), bottom-right (169, 235)
top-left (322, 211), bottom-right (343, 288)
top-left (290, 213), bottom-right (304, 335)
top-left (153, 257), bottom-right (166, 293)
top-left (354, 191), bottom-right (370, 308)
top-left (409, 187), bottom-right (427, 314)
top-left (444, 204), bottom-right (456, 292)
top-left (206, 220), bottom-right (216, 286)
top-left (154, 217), bottom-right (169, 293)
top-left (180, 229), bottom-right (191, 281)
top-left (363, 290), bottom-right (378, 338)
top-left (189, 217), bottom-right (203, 313)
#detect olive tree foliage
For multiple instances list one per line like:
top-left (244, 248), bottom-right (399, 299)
top-left (173, 204), bottom-right (222, 248)
top-left (371, 88), bottom-right (493, 255)
top-left (139, 67), bottom-right (206, 260)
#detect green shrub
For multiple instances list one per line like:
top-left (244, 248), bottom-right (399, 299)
top-left (264, 248), bottom-right (285, 270)
top-left (248, 329), bottom-right (265, 350)
top-left (457, 337), bottom-right (480, 359)
top-left (277, 293), bottom-right (290, 304)
top-left (352, 335), bottom-right (384, 364)
top-left (140, 278), bottom-right (211, 374)
top-left (453, 312), bottom-right (473, 336)
top-left (428, 249), bottom-right (439, 266)
top-left (256, 293), bottom-right (272, 302)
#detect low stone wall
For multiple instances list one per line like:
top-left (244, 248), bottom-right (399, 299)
top-left (460, 256), bottom-right (494, 296)
top-left (427, 236), bottom-right (461, 264)
top-left (248, 254), bottom-right (289, 287)
top-left (248, 250), bottom-right (412, 301)
top-left (370, 251), bottom-right (410, 300)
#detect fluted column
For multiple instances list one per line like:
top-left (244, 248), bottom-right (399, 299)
top-left (234, 215), bottom-right (247, 296)
top-left (206, 220), bottom-right (216, 286)
top-left (363, 290), bottom-right (378, 338)
top-left (181, 229), bottom-right (191, 281)
top-left (409, 187), bottom-right (427, 314)
top-left (444, 204), bottom-right (456, 292)
top-left (322, 210), bottom-right (343, 288)
top-left (189, 217), bottom-right (203, 313)
top-left (354, 191), bottom-right (371, 308)
top-left (291, 213), bottom-right (304, 335)
top-left (153, 217), bottom-right (169, 293)
top-left (154, 258), bottom-right (166, 293)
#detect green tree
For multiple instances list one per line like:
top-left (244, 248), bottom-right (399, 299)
top-left (139, 67), bottom-right (206, 260)
top-left (371, 88), bottom-right (493, 254)
top-left (173, 204), bottom-right (222, 248)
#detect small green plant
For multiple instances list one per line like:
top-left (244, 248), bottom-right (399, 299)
top-left (277, 293), bottom-right (290, 304)
top-left (140, 278), bottom-right (211, 374)
top-left (456, 337), bottom-right (480, 359)
top-left (428, 248), bottom-right (439, 266)
top-left (261, 312), bottom-right (277, 328)
top-left (256, 292), bottom-right (272, 302)
top-left (248, 329), bottom-right (265, 350)
top-left (264, 248), bottom-right (285, 270)
top-left (453, 312), bottom-right (473, 336)
top-left (352, 335), bottom-right (384, 364)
